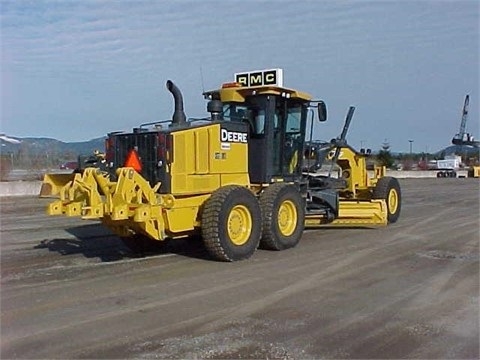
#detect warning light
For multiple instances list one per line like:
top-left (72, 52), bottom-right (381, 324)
top-left (221, 82), bottom-right (241, 88)
top-left (124, 149), bottom-right (142, 172)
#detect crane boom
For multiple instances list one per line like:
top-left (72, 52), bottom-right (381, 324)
top-left (458, 95), bottom-right (469, 136)
top-left (451, 94), bottom-right (477, 146)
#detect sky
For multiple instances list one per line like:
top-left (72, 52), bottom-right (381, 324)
top-left (1, 0), bottom-right (478, 153)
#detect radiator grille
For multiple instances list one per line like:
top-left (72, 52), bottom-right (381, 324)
top-left (111, 132), bottom-right (161, 187)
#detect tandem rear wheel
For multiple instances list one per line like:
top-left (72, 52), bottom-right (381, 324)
top-left (259, 183), bottom-right (305, 251)
top-left (201, 185), bottom-right (262, 262)
top-left (201, 184), bottom-right (306, 261)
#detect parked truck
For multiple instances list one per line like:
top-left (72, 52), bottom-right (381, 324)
top-left (435, 155), bottom-right (462, 178)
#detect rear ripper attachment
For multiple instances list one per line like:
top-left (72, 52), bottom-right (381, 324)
top-left (41, 68), bottom-right (401, 261)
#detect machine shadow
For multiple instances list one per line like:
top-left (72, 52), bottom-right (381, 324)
top-left (35, 223), bottom-right (212, 262)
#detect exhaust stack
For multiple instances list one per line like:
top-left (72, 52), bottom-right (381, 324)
top-left (166, 80), bottom-right (187, 125)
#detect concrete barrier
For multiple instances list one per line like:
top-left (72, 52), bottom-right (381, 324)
top-left (0, 181), bottom-right (42, 197)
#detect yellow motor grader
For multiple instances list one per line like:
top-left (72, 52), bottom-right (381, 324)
top-left (41, 68), bottom-right (401, 261)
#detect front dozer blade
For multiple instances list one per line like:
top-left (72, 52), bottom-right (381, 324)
top-left (332, 199), bottom-right (387, 226)
top-left (39, 173), bottom-right (77, 197)
top-left (305, 199), bottom-right (387, 228)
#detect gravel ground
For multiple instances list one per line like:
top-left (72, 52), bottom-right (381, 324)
top-left (1, 178), bottom-right (479, 359)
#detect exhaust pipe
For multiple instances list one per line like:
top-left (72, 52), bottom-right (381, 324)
top-left (166, 80), bottom-right (187, 125)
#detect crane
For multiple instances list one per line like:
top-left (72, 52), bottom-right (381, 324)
top-left (451, 95), bottom-right (479, 146)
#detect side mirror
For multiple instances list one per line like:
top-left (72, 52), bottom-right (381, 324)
top-left (317, 101), bottom-right (327, 122)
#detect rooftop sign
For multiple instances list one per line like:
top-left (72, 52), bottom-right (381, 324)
top-left (234, 68), bottom-right (283, 88)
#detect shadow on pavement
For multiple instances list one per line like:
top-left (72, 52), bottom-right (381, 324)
top-left (35, 223), bottom-right (211, 262)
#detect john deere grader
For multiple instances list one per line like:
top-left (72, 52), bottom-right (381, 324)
top-left (41, 69), bottom-right (401, 261)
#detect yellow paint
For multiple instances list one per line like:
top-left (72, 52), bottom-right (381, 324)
top-left (40, 173), bottom-right (77, 197)
top-left (169, 124), bottom-right (250, 195)
top-left (327, 147), bottom-right (385, 196)
top-left (278, 199), bottom-right (297, 236)
top-left (227, 204), bottom-right (252, 245)
top-left (387, 188), bottom-right (399, 215)
top-left (305, 199), bottom-right (387, 227)
top-left (468, 166), bottom-right (480, 178)
top-left (213, 85), bottom-right (312, 103)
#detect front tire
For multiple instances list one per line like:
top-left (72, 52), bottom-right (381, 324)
top-left (201, 186), bottom-right (261, 262)
top-left (259, 183), bottom-right (305, 250)
top-left (372, 176), bottom-right (401, 223)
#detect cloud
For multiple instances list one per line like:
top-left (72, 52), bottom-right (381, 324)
top-left (1, 0), bottom-right (478, 150)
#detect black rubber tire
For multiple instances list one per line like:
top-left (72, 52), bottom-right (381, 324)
top-left (259, 183), bottom-right (305, 250)
top-left (121, 234), bottom-right (168, 255)
top-left (437, 172), bottom-right (443, 178)
top-left (372, 176), bottom-right (401, 223)
top-left (201, 185), bottom-right (261, 262)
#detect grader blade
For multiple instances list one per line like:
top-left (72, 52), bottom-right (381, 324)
top-left (40, 173), bottom-right (78, 197)
top-left (332, 199), bottom-right (387, 226)
top-left (305, 199), bottom-right (387, 228)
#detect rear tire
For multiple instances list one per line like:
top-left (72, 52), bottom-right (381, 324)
top-left (259, 183), bottom-right (305, 250)
top-left (372, 176), bottom-right (401, 223)
top-left (201, 186), bottom-right (261, 262)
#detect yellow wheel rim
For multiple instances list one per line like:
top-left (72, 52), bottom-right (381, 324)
top-left (227, 205), bottom-right (252, 246)
top-left (277, 200), bottom-right (297, 236)
top-left (388, 188), bottom-right (399, 215)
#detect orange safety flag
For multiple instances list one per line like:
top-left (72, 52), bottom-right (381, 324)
top-left (124, 149), bottom-right (142, 172)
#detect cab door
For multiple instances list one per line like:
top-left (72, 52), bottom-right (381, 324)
top-left (271, 98), bottom-right (307, 180)
top-left (247, 95), bottom-right (275, 183)
top-left (246, 95), bottom-right (307, 183)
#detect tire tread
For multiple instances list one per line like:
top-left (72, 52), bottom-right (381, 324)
top-left (259, 183), bottom-right (305, 250)
top-left (202, 185), bottom-right (260, 261)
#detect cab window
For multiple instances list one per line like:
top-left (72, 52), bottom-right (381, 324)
top-left (222, 103), bottom-right (249, 122)
top-left (286, 105), bottom-right (302, 134)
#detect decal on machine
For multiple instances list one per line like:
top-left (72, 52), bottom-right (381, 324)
top-left (220, 128), bottom-right (248, 144)
top-left (214, 152), bottom-right (227, 160)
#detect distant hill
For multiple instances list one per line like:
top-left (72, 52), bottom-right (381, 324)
top-left (0, 134), bottom-right (106, 159)
top-left (435, 144), bottom-right (480, 159)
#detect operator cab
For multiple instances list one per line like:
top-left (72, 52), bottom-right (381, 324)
top-left (204, 68), bottom-right (325, 184)
top-left (219, 94), bottom-right (308, 183)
